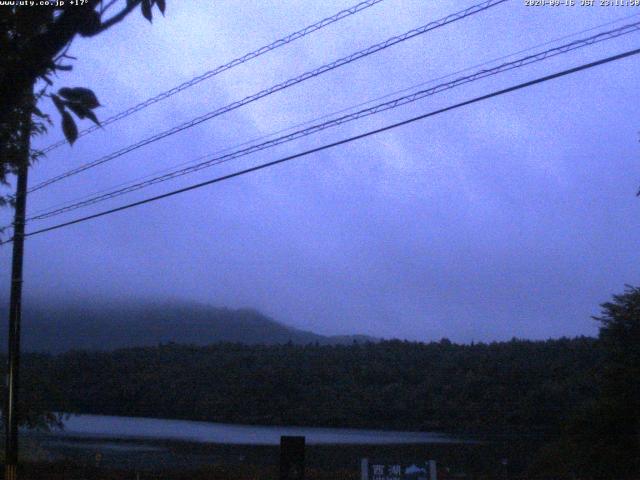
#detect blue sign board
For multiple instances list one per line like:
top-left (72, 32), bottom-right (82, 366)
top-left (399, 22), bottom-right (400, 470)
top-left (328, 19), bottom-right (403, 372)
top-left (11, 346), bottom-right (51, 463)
top-left (361, 459), bottom-right (436, 480)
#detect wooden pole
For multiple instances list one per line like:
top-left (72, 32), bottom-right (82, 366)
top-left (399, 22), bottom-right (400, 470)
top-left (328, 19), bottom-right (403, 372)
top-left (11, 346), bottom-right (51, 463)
top-left (4, 111), bottom-right (31, 480)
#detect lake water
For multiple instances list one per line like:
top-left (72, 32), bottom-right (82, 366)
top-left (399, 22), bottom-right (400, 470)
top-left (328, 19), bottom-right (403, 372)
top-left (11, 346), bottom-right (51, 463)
top-left (26, 414), bottom-right (468, 470)
top-left (54, 414), bottom-right (460, 445)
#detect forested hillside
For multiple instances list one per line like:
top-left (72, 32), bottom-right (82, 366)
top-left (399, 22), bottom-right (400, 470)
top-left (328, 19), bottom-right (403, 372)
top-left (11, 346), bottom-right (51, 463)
top-left (16, 337), bottom-right (600, 434)
top-left (0, 300), bottom-right (376, 352)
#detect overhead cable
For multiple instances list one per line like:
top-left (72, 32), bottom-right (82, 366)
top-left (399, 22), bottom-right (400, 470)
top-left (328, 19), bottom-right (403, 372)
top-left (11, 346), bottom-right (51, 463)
top-left (27, 11), bottom-right (640, 219)
top-left (27, 0), bottom-right (508, 194)
top-left (39, 0), bottom-right (387, 153)
top-left (3, 45), bottom-right (636, 244)
top-left (26, 21), bottom-right (640, 222)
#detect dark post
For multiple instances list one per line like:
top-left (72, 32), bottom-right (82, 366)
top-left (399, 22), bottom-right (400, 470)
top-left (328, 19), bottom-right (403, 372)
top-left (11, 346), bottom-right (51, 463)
top-left (501, 458), bottom-right (509, 480)
top-left (4, 115), bottom-right (31, 480)
top-left (280, 435), bottom-right (305, 480)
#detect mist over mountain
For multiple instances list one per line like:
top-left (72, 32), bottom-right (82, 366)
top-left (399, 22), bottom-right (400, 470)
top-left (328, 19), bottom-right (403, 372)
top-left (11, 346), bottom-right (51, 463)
top-left (0, 299), bottom-right (378, 353)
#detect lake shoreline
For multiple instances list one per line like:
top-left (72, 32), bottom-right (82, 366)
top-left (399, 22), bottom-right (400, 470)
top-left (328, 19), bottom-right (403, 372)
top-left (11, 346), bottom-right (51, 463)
top-left (14, 413), bottom-right (550, 477)
top-left (16, 435), bottom-right (546, 478)
top-left (48, 413), bottom-right (467, 445)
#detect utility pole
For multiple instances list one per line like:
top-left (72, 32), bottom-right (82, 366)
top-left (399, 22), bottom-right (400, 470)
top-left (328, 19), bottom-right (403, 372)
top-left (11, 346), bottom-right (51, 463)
top-left (4, 111), bottom-right (31, 480)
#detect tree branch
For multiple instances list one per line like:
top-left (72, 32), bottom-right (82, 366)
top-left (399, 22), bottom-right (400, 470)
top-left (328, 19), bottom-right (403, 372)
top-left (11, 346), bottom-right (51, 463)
top-left (93, 0), bottom-right (141, 35)
top-left (100, 0), bottom-right (119, 16)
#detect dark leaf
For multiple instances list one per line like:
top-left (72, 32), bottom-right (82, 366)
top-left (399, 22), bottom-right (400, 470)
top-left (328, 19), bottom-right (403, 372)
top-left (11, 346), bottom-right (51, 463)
top-left (55, 64), bottom-right (73, 71)
top-left (61, 111), bottom-right (78, 145)
top-left (65, 98), bottom-right (102, 126)
top-left (141, 0), bottom-right (152, 22)
top-left (77, 10), bottom-right (102, 37)
top-left (58, 87), bottom-right (100, 109)
top-left (51, 95), bottom-right (65, 114)
top-left (32, 106), bottom-right (51, 123)
top-left (84, 109), bottom-right (101, 127)
top-left (65, 102), bottom-right (88, 119)
top-left (156, 0), bottom-right (166, 15)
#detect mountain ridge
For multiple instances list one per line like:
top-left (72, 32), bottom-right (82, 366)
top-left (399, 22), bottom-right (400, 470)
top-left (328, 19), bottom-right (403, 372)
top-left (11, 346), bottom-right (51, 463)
top-left (0, 299), bottom-right (379, 353)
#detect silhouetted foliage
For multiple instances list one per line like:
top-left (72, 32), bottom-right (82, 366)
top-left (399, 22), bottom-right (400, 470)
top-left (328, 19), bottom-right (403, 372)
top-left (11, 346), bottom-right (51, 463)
top-left (0, 0), bottom-right (167, 205)
top-left (530, 286), bottom-right (640, 479)
top-left (0, 0), bottom-right (167, 428)
top-left (3, 337), bottom-right (601, 435)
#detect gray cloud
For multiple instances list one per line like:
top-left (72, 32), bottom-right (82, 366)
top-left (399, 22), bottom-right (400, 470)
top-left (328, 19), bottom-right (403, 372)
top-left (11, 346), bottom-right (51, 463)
top-left (1, 0), bottom-right (639, 342)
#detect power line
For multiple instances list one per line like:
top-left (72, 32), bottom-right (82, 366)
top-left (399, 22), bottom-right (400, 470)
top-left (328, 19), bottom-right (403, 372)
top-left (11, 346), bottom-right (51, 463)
top-left (26, 0), bottom-right (507, 195)
top-left (39, 0), bottom-right (387, 154)
top-left (30, 0), bottom-right (505, 192)
top-left (4, 46), bottom-right (637, 245)
top-left (25, 11), bottom-right (640, 220)
top-left (25, 20), bottom-right (640, 222)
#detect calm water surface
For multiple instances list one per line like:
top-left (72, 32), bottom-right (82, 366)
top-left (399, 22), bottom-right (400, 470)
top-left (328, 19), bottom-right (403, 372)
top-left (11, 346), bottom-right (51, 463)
top-left (56, 414), bottom-right (460, 445)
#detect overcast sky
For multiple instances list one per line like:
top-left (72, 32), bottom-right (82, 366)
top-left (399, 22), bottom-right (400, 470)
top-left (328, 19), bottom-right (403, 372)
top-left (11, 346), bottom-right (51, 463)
top-left (1, 0), bottom-right (639, 342)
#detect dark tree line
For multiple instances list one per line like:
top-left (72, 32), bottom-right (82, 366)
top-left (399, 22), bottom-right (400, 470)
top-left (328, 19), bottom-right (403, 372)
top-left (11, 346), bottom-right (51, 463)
top-left (10, 337), bottom-right (601, 434)
top-left (1, 285), bottom-right (638, 478)
top-left (531, 286), bottom-right (640, 479)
